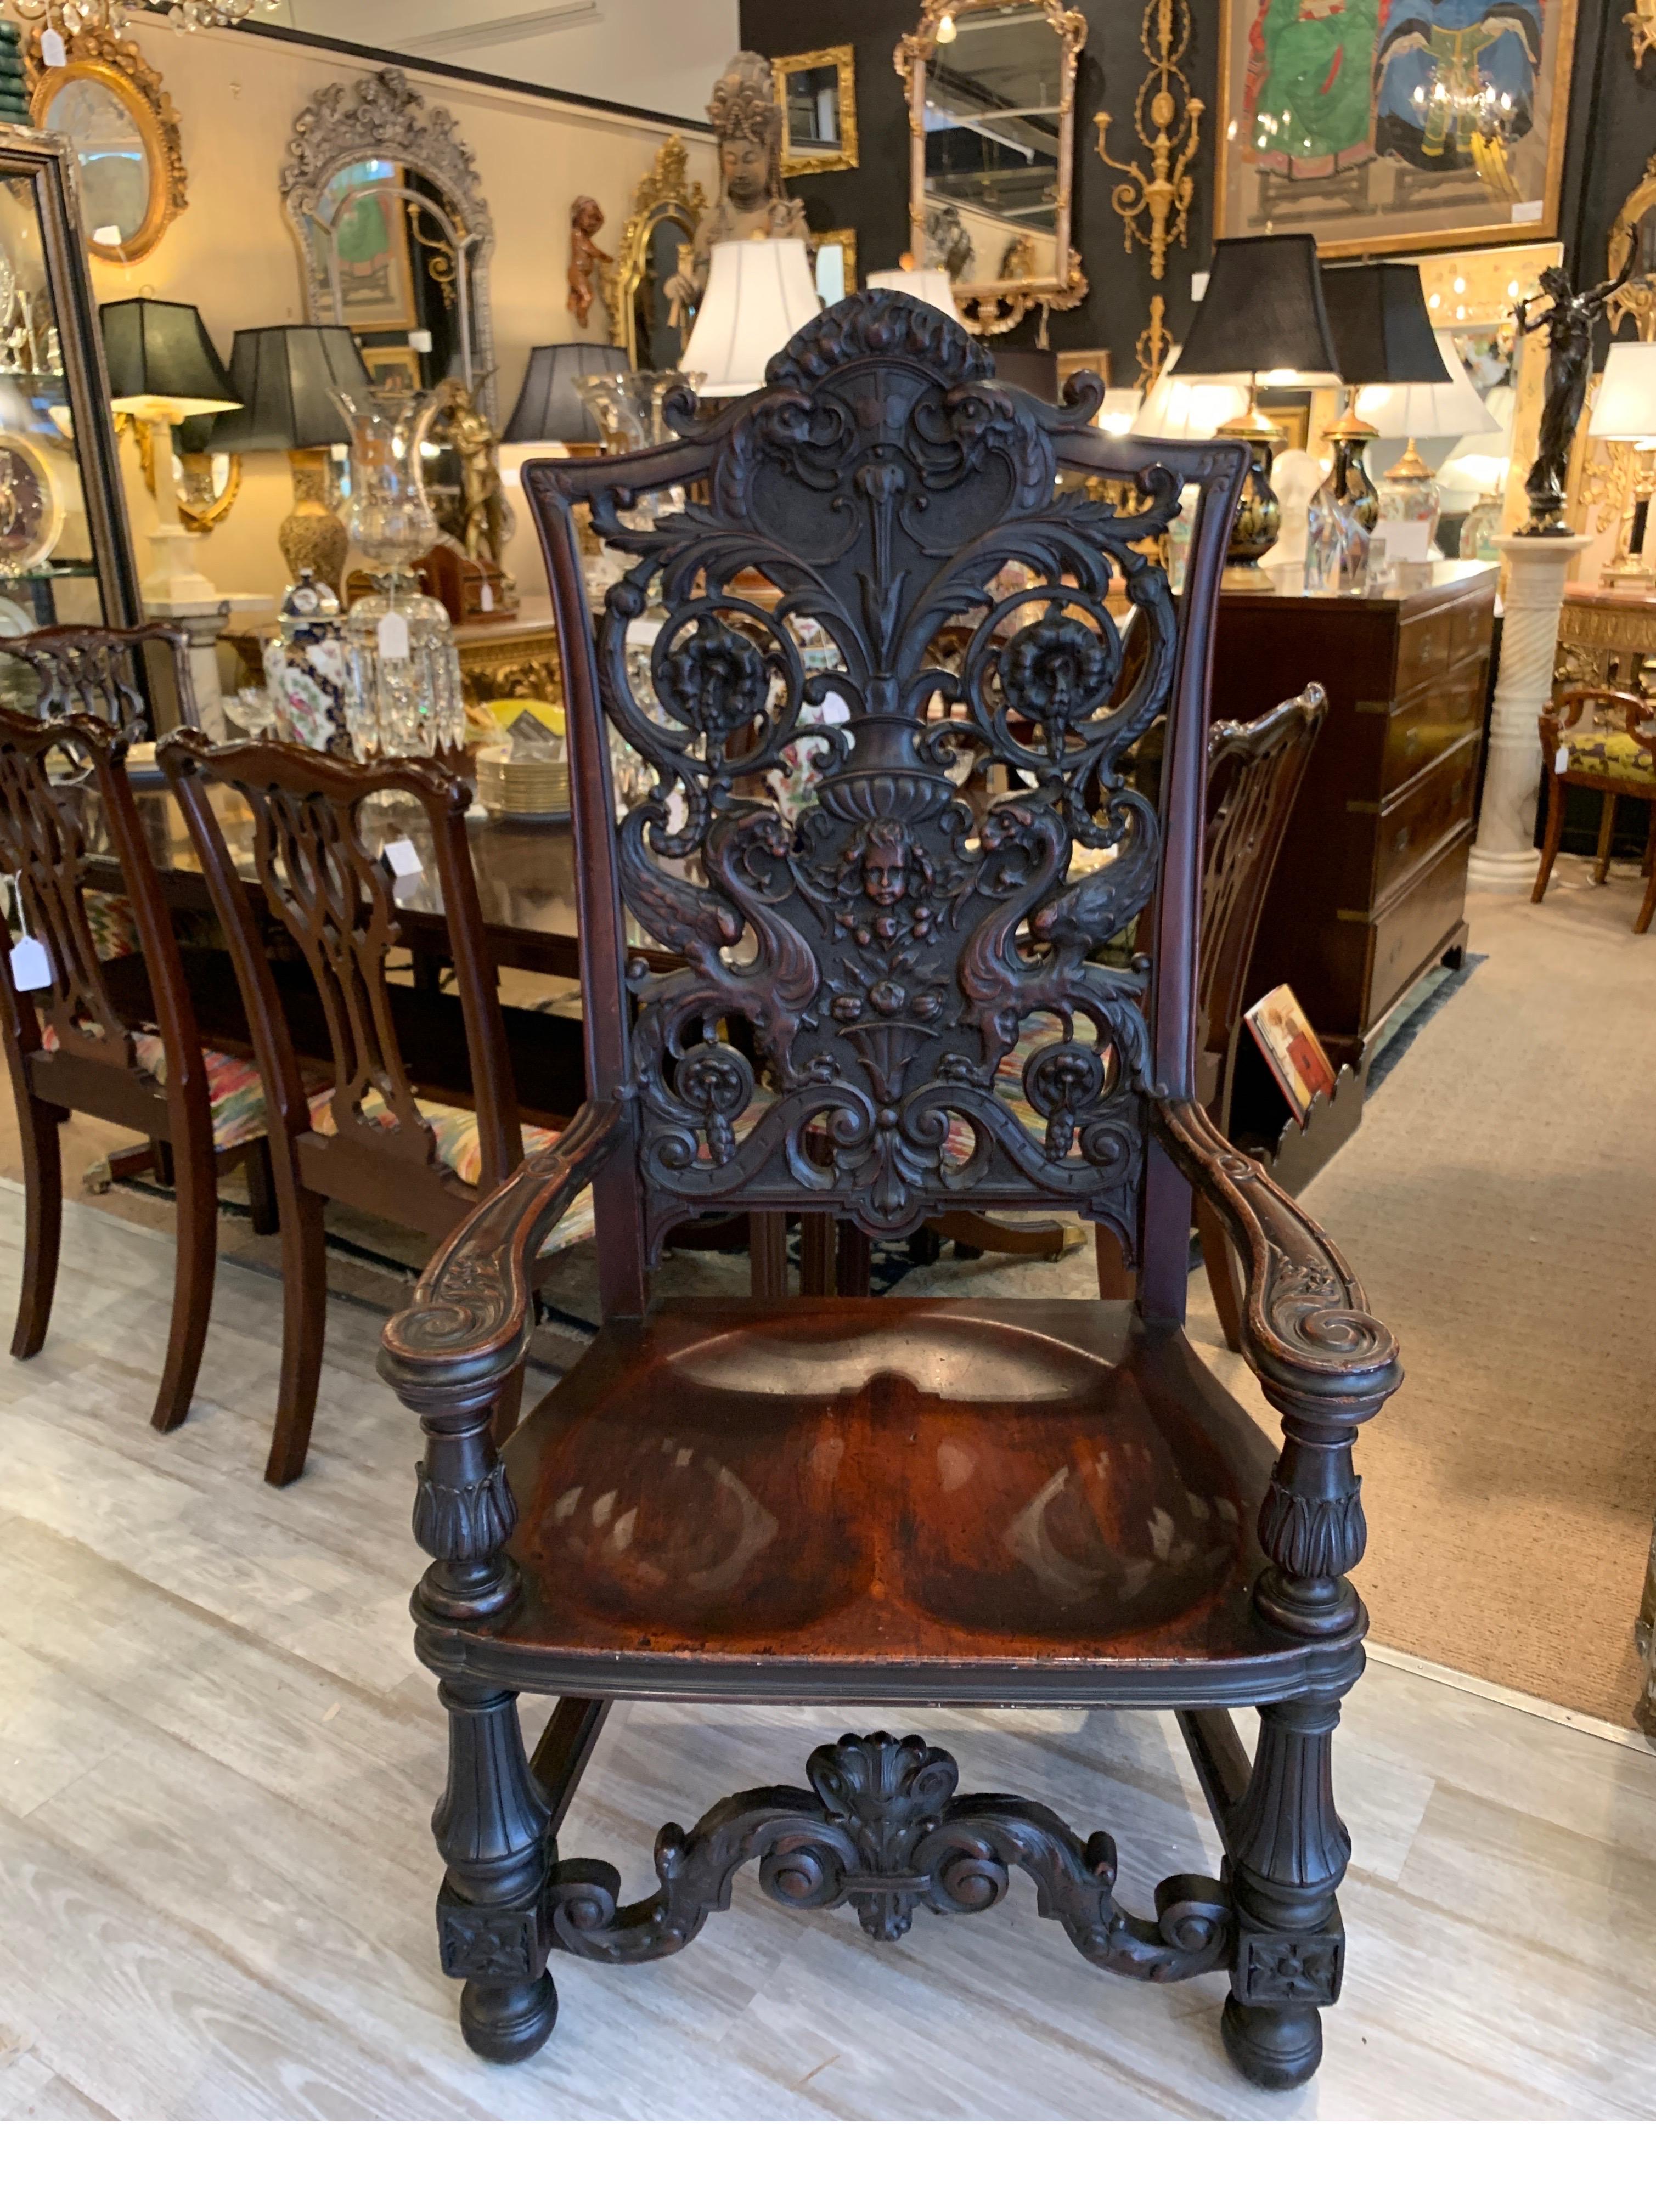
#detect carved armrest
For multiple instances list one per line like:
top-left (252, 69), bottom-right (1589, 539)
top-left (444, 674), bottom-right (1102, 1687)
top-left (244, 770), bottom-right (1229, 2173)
top-left (1154, 1097), bottom-right (1401, 1639)
top-left (379, 1099), bottom-right (624, 1618)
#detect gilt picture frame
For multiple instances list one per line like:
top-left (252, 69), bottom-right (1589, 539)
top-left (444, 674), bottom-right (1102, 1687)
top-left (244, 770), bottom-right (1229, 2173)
top-left (1214, 0), bottom-right (1578, 260)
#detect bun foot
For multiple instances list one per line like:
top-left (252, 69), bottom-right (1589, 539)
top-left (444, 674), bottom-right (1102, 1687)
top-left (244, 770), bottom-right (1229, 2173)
top-left (459, 1972), bottom-right (559, 2064)
top-left (1220, 1995), bottom-right (1323, 2091)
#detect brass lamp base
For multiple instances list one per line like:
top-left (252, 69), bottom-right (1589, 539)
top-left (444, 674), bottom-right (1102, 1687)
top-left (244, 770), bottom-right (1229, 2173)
top-left (1218, 412), bottom-right (1283, 588)
top-left (278, 446), bottom-right (348, 597)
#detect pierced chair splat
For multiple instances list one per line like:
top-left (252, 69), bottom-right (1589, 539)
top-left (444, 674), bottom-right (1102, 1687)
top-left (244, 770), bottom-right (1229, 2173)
top-left (378, 296), bottom-right (1401, 2093)
top-left (159, 737), bottom-right (571, 1487)
top-left (0, 703), bottom-right (278, 1431)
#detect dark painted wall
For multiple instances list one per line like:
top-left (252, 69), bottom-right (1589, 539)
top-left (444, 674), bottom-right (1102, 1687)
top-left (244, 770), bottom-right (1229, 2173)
top-left (739, 0), bottom-right (1656, 377)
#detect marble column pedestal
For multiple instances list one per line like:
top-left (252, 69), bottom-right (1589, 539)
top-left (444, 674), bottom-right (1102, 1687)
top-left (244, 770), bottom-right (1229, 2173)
top-left (1468, 533), bottom-right (1589, 893)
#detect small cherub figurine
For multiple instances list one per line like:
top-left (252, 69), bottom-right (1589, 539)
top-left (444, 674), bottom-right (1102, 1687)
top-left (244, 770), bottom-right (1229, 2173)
top-left (567, 195), bottom-right (611, 330)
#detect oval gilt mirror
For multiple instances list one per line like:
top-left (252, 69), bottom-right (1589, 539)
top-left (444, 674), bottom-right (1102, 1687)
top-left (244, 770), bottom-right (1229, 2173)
top-left (29, 31), bottom-right (186, 264)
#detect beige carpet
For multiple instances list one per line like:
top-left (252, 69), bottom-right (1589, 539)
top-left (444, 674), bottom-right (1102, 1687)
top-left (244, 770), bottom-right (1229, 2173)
top-left (1282, 857), bottom-right (1656, 1726)
top-left (4, 855), bottom-right (1652, 1726)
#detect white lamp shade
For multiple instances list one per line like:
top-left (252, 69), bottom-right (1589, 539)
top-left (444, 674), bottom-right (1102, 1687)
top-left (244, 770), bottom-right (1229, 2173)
top-left (866, 267), bottom-right (962, 322)
top-left (1132, 346), bottom-right (1249, 439)
top-left (1095, 386), bottom-right (1145, 436)
top-left (1356, 330), bottom-right (1497, 439)
top-left (1589, 342), bottom-right (1656, 440)
top-left (680, 239), bottom-right (821, 398)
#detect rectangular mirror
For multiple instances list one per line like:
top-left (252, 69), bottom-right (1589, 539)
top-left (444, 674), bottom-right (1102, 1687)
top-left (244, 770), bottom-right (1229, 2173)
top-left (899, 1), bottom-right (1086, 335)
top-left (775, 47), bottom-right (858, 177)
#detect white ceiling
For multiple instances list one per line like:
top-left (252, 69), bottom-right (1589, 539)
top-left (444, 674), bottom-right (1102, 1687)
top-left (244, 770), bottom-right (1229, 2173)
top-left (269, 0), bottom-right (739, 121)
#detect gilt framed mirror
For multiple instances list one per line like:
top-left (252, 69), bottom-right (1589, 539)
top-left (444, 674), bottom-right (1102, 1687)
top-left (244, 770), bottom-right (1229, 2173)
top-left (896, 0), bottom-right (1088, 338)
top-left (601, 136), bottom-right (708, 374)
top-left (27, 29), bottom-right (186, 265)
top-left (775, 46), bottom-right (858, 176)
top-left (1608, 153), bottom-right (1656, 341)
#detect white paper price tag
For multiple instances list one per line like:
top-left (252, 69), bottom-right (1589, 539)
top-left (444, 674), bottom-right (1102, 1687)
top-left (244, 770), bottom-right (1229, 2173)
top-left (1556, 744), bottom-right (1570, 774)
top-left (1510, 200), bottom-right (1544, 224)
top-left (381, 837), bottom-right (423, 883)
top-left (479, 582), bottom-right (494, 612)
top-left (377, 611), bottom-right (410, 662)
top-left (10, 935), bottom-right (50, 991)
top-left (41, 29), bottom-right (66, 68)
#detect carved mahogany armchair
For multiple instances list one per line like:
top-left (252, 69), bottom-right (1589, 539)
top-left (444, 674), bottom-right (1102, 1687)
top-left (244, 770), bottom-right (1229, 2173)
top-left (157, 739), bottom-right (580, 1486)
top-left (1535, 685), bottom-right (1656, 934)
top-left (379, 300), bottom-right (1401, 2092)
top-left (0, 703), bottom-right (278, 1431)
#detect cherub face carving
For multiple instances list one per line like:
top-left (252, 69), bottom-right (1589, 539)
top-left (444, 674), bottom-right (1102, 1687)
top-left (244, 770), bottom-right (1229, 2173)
top-left (860, 817), bottom-right (910, 908)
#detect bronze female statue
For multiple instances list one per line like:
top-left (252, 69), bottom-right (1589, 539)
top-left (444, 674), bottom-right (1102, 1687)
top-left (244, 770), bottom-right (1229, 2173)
top-left (1518, 249), bottom-right (1637, 533)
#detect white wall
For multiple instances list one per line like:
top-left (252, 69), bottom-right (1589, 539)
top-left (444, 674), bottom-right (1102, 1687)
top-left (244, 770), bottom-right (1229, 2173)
top-left (98, 17), bottom-right (717, 604)
top-left (273, 0), bottom-right (740, 123)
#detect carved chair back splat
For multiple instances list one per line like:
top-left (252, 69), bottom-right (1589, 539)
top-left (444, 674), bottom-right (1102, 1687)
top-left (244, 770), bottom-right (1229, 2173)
top-left (0, 621), bottom-right (199, 746)
top-left (0, 701), bottom-right (275, 1432)
top-left (159, 736), bottom-right (540, 1485)
top-left (377, 298), bottom-right (1403, 2096)
top-left (1535, 684), bottom-right (1656, 934)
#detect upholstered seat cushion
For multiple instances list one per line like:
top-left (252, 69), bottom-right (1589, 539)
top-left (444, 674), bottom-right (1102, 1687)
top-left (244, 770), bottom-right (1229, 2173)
top-left (480, 1298), bottom-right (1293, 1690)
top-left (1564, 729), bottom-right (1656, 783)
top-left (40, 1020), bottom-right (272, 1153)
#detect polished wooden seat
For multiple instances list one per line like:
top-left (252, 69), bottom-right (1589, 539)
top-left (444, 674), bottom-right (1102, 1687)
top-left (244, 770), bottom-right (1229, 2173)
top-left (380, 298), bottom-right (1400, 2093)
top-left (1534, 684), bottom-right (1656, 933)
top-left (493, 1298), bottom-right (1286, 1682)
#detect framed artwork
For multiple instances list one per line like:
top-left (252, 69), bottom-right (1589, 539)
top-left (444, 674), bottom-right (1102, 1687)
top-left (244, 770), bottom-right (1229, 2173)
top-left (361, 343), bottom-right (422, 395)
top-left (325, 159), bottom-right (417, 331)
top-left (1056, 347), bottom-right (1113, 387)
top-left (1215, 0), bottom-right (1579, 259)
top-left (1245, 984), bottom-right (1337, 1126)
top-left (1259, 397), bottom-right (1311, 450)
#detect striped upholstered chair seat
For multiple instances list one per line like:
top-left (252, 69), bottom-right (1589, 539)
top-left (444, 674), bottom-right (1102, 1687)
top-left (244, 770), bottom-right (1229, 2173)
top-left (41, 1022), bottom-right (273, 1153)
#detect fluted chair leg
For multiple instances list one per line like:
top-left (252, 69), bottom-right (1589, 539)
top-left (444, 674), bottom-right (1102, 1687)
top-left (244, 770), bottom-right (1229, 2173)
top-left (433, 1679), bottom-right (558, 2064)
top-left (1220, 1696), bottom-right (1350, 2091)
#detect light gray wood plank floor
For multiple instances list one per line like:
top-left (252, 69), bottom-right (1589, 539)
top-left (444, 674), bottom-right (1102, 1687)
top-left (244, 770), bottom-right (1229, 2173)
top-left (1, 1190), bottom-right (1652, 2121)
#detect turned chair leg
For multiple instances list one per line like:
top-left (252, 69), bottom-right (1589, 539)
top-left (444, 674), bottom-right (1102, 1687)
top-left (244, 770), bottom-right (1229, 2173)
top-left (433, 1679), bottom-right (558, 2064)
top-left (266, 1179), bottom-right (327, 1487)
top-left (11, 1091), bottom-right (63, 1361)
top-left (244, 1137), bottom-right (279, 1236)
top-left (1220, 1696), bottom-right (1351, 2092)
top-left (1197, 1194), bottom-right (1245, 1354)
top-left (151, 1107), bottom-right (218, 1433)
top-left (1593, 791), bottom-right (1618, 885)
top-left (1532, 772), bottom-right (1567, 904)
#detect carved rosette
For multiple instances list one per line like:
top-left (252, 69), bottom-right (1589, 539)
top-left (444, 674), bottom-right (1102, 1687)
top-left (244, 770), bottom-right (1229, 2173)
top-left (578, 294), bottom-right (1181, 1254)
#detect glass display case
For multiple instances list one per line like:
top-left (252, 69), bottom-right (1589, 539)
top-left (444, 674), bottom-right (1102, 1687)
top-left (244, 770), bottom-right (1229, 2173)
top-left (0, 123), bottom-right (140, 642)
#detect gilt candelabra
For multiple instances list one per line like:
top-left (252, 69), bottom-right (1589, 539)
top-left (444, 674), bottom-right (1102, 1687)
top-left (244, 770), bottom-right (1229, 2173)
top-left (1095, 0), bottom-right (1201, 390)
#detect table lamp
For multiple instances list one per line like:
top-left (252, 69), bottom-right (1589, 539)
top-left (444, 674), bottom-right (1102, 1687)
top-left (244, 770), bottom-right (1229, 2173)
top-left (1356, 329), bottom-right (1497, 555)
top-left (1131, 345), bottom-right (1249, 438)
top-left (211, 325), bottom-right (372, 595)
top-left (1172, 233), bottom-right (1344, 587)
top-left (1313, 262), bottom-right (1449, 588)
top-left (99, 298), bottom-right (241, 611)
top-left (503, 343), bottom-right (628, 452)
top-left (866, 266), bottom-right (962, 322)
top-left (679, 238), bottom-right (821, 398)
top-left (1587, 341), bottom-right (1656, 592)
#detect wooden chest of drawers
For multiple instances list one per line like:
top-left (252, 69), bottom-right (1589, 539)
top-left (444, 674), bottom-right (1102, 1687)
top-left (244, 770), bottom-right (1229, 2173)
top-left (1209, 562), bottom-right (1496, 1066)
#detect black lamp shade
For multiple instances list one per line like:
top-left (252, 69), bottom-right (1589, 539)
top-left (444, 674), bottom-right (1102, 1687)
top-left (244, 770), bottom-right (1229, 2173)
top-left (99, 298), bottom-right (240, 411)
top-left (1318, 263), bottom-right (1450, 388)
top-left (503, 343), bottom-right (628, 443)
top-left (1176, 234), bottom-right (1342, 381)
top-left (212, 325), bottom-right (372, 453)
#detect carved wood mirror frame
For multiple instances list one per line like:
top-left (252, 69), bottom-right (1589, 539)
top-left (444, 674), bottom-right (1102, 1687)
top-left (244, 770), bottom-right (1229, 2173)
top-left (895, 0), bottom-right (1088, 340)
top-left (600, 136), bottom-right (708, 372)
top-left (26, 29), bottom-right (187, 265)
